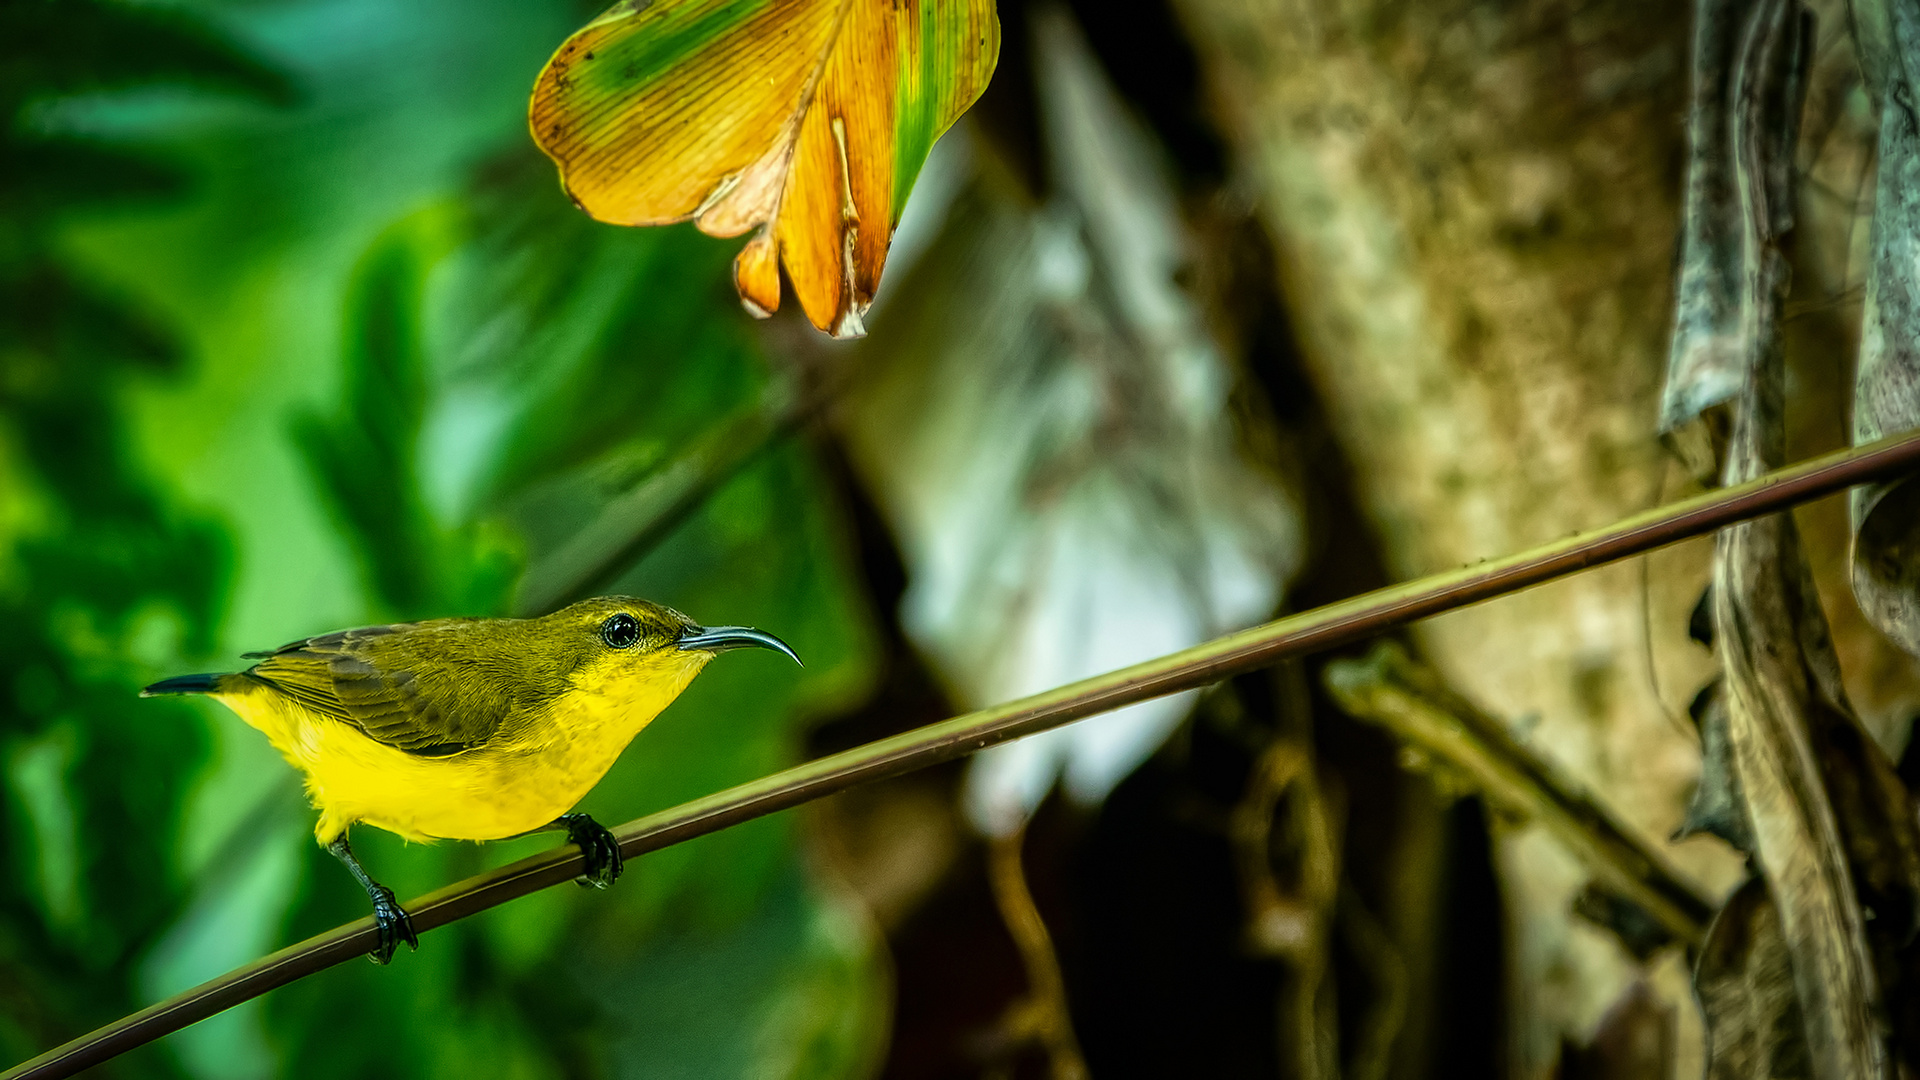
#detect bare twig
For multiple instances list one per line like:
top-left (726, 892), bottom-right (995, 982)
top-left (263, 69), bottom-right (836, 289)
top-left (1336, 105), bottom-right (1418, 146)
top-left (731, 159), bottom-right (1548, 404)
top-left (1325, 641), bottom-right (1718, 946)
top-left (513, 385), bottom-right (814, 616)
top-left (1336, 885), bottom-right (1408, 1080)
top-left (987, 826), bottom-right (1089, 1080)
top-left (1233, 742), bottom-right (1328, 956)
top-left (1229, 667), bottom-right (1340, 1080)
top-left (8, 430), bottom-right (1920, 1080)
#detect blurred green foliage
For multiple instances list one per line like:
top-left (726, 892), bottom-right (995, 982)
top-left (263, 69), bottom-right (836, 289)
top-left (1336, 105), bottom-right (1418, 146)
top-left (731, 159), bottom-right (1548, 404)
top-left (1, 0), bottom-right (889, 1076)
top-left (0, 0), bottom-right (279, 1069)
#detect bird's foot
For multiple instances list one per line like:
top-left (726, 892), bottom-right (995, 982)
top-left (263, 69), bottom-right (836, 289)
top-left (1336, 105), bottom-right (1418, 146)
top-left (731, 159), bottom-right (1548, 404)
top-left (561, 814), bottom-right (623, 889)
top-left (367, 885), bottom-right (419, 965)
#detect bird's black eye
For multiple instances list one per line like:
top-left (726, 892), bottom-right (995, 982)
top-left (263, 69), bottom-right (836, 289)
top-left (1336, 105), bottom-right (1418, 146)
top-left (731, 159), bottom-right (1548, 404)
top-left (600, 613), bottom-right (641, 649)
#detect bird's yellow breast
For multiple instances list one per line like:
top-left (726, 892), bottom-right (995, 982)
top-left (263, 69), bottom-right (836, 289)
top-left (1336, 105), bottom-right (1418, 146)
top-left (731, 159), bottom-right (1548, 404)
top-left (216, 650), bottom-right (713, 844)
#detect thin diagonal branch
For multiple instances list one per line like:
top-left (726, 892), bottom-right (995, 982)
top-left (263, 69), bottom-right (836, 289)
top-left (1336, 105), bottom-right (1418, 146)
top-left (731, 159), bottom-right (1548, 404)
top-left (1326, 641), bottom-right (1718, 946)
top-left (513, 380), bottom-right (820, 616)
top-left (988, 826), bottom-right (1090, 1080)
top-left (10, 429), bottom-right (1920, 1080)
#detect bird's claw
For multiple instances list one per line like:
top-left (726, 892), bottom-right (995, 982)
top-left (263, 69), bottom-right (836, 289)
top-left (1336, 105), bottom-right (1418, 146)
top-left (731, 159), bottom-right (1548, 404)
top-left (366, 886), bottom-right (419, 965)
top-left (565, 816), bottom-right (624, 890)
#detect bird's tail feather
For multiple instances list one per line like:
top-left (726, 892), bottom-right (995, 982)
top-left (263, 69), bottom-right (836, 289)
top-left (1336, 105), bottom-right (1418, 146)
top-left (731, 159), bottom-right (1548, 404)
top-left (141, 673), bottom-right (229, 697)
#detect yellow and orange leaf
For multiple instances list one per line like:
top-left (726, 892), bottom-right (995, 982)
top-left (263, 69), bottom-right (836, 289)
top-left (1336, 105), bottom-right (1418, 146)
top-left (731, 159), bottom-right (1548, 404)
top-left (529, 0), bottom-right (1000, 338)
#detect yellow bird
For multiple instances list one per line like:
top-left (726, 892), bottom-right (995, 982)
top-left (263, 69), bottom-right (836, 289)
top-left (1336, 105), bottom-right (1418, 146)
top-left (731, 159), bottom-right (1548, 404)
top-left (143, 596), bottom-right (798, 963)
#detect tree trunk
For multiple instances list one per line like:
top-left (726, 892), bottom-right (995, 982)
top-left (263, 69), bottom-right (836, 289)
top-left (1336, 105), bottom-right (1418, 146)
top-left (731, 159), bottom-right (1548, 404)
top-left (1162, 1), bottom-right (1909, 1074)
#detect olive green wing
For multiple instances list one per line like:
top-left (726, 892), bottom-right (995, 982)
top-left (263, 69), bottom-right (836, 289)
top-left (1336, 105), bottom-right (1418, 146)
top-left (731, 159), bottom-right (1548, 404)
top-left (241, 622), bottom-right (514, 757)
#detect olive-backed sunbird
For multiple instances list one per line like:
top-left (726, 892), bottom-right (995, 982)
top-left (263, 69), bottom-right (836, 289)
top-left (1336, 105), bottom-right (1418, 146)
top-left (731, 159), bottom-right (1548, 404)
top-left (143, 596), bottom-right (798, 963)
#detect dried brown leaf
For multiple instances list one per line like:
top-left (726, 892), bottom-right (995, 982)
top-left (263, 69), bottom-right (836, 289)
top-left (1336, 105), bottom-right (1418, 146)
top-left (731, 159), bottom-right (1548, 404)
top-left (1714, 501), bottom-right (1899, 1079)
top-left (1695, 878), bottom-right (1814, 1080)
top-left (1675, 682), bottom-right (1757, 853)
top-left (1665, 1), bottom-right (1920, 1076)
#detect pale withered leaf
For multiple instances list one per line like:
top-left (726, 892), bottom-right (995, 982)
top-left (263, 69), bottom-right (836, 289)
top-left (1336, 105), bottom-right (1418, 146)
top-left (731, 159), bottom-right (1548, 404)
top-left (836, 9), bottom-right (1299, 836)
top-left (1851, 1), bottom-right (1920, 661)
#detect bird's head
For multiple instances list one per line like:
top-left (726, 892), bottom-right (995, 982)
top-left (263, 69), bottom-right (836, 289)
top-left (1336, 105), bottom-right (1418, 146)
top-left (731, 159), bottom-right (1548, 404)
top-left (540, 596), bottom-right (800, 695)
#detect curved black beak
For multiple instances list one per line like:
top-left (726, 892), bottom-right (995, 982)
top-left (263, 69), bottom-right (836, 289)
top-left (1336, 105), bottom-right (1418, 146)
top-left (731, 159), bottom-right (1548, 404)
top-left (676, 625), bottom-right (802, 666)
